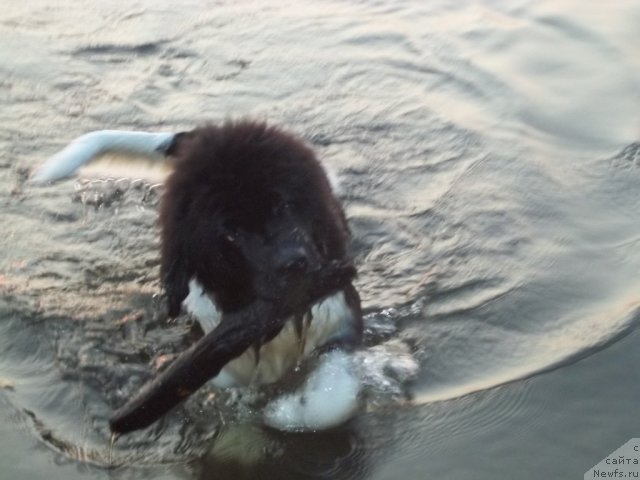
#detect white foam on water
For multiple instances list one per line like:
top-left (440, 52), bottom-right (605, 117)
top-left (263, 350), bottom-right (360, 431)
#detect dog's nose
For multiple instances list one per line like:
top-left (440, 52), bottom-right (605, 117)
top-left (276, 246), bottom-right (310, 275)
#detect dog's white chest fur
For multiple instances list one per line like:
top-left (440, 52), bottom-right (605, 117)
top-left (184, 280), bottom-right (355, 388)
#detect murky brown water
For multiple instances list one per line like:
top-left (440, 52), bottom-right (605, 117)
top-left (1, 1), bottom-right (639, 478)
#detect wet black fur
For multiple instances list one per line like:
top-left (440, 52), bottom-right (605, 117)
top-left (109, 120), bottom-right (362, 433)
top-left (160, 120), bottom-right (356, 318)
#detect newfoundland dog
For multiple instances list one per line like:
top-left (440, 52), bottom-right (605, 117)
top-left (33, 120), bottom-right (362, 434)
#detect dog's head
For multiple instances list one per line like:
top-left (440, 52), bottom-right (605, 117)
top-left (160, 121), bottom-right (352, 316)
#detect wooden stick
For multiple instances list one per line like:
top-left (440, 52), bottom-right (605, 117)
top-left (109, 261), bottom-right (355, 434)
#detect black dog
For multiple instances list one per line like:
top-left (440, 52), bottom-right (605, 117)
top-left (34, 120), bottom-right (362, 433)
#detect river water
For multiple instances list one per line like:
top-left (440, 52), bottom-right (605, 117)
top-left (1, 1), bottom-right (639, 479)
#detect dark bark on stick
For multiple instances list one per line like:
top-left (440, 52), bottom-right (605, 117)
top-left (109, 262), bottom-right (355, 434)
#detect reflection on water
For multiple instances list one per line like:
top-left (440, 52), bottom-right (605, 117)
top-left (0, 0), bottom-right (639, 479)
top-left (200, 425), bottom-right (370, 480)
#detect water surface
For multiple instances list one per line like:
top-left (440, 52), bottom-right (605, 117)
top-left (1, 1), bottom-right (639, 478)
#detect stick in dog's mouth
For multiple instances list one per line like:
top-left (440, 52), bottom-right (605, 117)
top-left (109, 261), bottom-right (356, 434)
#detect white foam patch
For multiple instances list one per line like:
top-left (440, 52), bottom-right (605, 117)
top-left (263, 350), bottom-right (360, 431)
top-left (354, 339), bottom-right (420, 401)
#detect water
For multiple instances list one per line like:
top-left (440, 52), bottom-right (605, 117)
top-left (1, 0), bottom-right (639, 478)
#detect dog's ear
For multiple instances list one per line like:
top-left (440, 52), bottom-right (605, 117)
top-left (163, 257), bottom-right (192, 318)
top-left (161, 208), bottom-right (194, 318)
